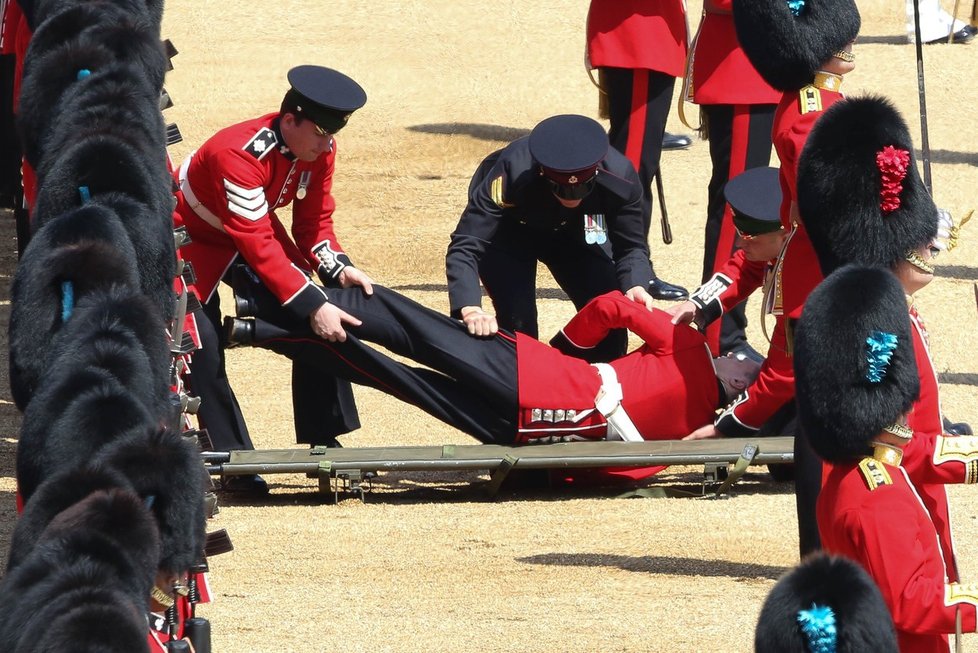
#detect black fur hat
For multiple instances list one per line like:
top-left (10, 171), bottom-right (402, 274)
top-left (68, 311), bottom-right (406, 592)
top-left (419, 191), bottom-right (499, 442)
top-left (0, 490), bottom-right (159, 653)
top-left (755, 553), bottom-right (897, 652)
top-left (94, 429), bottom-right (208, 573)
top-left (798, 96), bottom-right (938, 276)
top-left (732, 0), bottom-right (860, 91)
top-left (8, 466), bottom-right (133, 571)
top-left (794, 265), bottom-right (919, 462)
top-left (8, 206), bottom-right (140, 409)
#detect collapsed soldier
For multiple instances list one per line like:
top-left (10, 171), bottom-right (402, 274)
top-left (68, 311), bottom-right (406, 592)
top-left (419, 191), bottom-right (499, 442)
top-left (227, 277), bottom-right (760, 446)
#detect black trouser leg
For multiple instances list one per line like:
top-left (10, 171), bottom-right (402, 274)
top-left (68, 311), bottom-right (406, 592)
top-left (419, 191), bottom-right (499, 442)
top-left (186, 295), bottom-right (255, 452)
top-left (603, 67), bottom-right (675, 277)
top-left (291, 361), bottom-right (361, 446)
top-left (794, 421), bottom-right (823, 558)
top-left (700, 104), bottom-right (775, 354)
top-left (544, 243), bottom-right (626, 361)
top-left (252, 320), bottom-right (518, 444)
top-left (478, 241), bottom-right (540, 338)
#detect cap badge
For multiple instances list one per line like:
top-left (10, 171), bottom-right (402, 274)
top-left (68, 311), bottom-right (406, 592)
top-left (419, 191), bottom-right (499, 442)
top-left (568, 175), bottom-right (578, 184)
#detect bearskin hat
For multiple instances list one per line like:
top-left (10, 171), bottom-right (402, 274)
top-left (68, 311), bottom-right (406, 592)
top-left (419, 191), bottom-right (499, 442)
top-left (732, 0), bottom-right (860, 91)
top-left (7, 466), bottom-right (132, 571)
top-left (94, 428), bottom-right (208, 574)
top-left (794, 265), bottom-right (919, 462)
top-left (755, 553), bottom-right (897, 652)
top-left (798, 96), bottom-right (938, 276)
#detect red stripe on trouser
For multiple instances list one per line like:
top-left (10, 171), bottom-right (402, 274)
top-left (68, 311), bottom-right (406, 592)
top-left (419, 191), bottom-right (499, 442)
top-left (705, 106), bottom-right (751, 354)
top-left (624, 70), bottom-right (649, 173)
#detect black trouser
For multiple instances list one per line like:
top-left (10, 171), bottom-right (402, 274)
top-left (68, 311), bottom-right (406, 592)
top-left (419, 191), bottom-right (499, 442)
top-left (186, 293), bottom-right (256, 452)
top-left (479, 222), bottom-right (625, 362)
top-left (237, 276), bottom-right (520, 444)
top-left (793, 421), bottom-right (823, 558)
top-left (187, 279), bottom-right (359, 451)
top-left (603, 67), bottom-right (675, 241)
top-left (700, 104), bottom-right (776, 354)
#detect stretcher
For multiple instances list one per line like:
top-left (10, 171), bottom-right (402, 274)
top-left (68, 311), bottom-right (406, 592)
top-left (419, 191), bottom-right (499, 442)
top-left (203, 436), bottom-right (794, 501)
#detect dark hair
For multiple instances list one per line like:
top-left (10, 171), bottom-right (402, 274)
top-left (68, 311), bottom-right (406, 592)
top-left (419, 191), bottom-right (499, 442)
top-left (279, 89), bottom-right (307, 124)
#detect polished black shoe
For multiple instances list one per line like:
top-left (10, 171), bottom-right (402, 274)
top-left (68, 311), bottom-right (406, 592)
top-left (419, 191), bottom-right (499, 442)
top-left (220, 473), bottom-right (269, 496)
top-left (648, 277), bottom-right (689, 301)
top-left (943, 416), bottom-right (974, 436)
top-left (925, 26), bottom-right (975, 44)
top-left (234, 292), bottom-right (258, 317)
top-left (223, 316), bottom-right (255, 347)
top-left (662, 131), bottom-right (693, 150)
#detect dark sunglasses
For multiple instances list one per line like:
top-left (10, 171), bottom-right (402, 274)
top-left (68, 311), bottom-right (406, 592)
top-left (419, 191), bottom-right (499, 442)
top-left (548, 176), bottom-right (596, 200)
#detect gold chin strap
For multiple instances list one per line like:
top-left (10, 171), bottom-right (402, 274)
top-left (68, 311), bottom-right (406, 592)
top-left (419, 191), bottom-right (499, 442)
top-left (905, 249), bottom-right (935, 274)
top-left (871, 441), bottom-right (904, 466)
top-left (151, 585), bottom-right (175, 609)
top-left (883, 422), bottom-right (914, 441)
top-left (832, 49), bottom-right (855, 62)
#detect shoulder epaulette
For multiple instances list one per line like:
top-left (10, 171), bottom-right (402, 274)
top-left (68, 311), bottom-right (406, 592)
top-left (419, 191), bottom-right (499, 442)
top-left (490, 175), bottom-right (513, 209)
top-left (242, 127), bottom-right (278, 160)
top-left (858, 457), bottom-right (892, 491)
top-left (798, 85), bottom-right (822, 115)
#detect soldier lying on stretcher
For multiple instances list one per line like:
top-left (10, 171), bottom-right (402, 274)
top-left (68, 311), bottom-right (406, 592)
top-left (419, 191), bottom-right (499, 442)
top-left (227, 271), bottom-right (761, 445)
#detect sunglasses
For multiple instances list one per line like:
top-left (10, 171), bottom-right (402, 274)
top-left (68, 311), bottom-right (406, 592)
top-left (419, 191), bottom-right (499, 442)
top-left (548, 176), bottom-right (596, 201)
top-left (735, 226), bottom-right (783, 241)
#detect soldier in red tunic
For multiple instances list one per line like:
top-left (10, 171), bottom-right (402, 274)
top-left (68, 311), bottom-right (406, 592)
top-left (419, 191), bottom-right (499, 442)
top-left (174, 66), bottom-right (370, 488)
top-left (585, 0), bottom-right (689, 302)
top-left (795, 265), bottom-right (978, 653)
top-left (674, 0), bottom-right (860, 443)
top-left (226, 277), bottom-right (761, 446)
top-left (688, 0), bottom-right (780, 359)
top-left (799, 95), bottom-right (977, 586)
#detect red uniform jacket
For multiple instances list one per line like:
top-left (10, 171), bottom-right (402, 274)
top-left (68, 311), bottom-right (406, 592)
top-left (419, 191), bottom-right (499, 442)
top-left (691, 0), bottom-right (779, 105)
top-left (513, 293), bottom-right (719, 442)
top-left (773, 86), bottom-right (843, 320)
top-left (819, 458), bottom-right (978, 652)
top-left (173, 113), bottom-right (353, 320)
top-left (692, 86), bottom-right (842, 436)
top-left (586, 0), bottom-right (687, 77)
top-left (902, 307), bottom-right (975, 582)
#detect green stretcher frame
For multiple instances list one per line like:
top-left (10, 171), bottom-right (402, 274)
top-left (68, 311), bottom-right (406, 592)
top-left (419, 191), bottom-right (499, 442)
top-left (205, 437), bottom-right (794, 501)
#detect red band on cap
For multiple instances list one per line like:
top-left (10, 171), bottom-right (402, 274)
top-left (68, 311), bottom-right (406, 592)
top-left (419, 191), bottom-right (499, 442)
top-left (541, 165), bottom-right (599, 186)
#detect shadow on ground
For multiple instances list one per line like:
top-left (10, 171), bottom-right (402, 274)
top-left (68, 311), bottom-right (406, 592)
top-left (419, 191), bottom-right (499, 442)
top-left (517, 552), bottom-right (789, 580)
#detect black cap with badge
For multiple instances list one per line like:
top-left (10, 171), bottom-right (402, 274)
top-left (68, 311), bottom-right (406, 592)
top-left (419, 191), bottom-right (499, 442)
top-left (529, 114), bottom-right (609, 200)
top-left (724, 166), bottom-right (784, 237)
top-left (283, 65), bottom-right (367, 135)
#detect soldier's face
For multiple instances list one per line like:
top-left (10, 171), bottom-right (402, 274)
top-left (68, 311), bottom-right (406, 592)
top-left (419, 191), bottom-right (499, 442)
top-left (894, 243), bottom-right (937, 295)
top-left (281, 113), bottom-right (333, 162)
top-left (737, 229), bottom-right (786, 262)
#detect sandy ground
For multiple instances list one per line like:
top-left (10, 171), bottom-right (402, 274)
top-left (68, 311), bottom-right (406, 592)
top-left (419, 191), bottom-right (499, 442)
top-left (2, 0), bottom-right (978, 651)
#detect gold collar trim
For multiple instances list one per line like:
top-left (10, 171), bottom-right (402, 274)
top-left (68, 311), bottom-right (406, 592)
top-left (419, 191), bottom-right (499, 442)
top-left (813, 72), bottom-right (844, 92)
top-left (871, 441), bottom-right (904, 466)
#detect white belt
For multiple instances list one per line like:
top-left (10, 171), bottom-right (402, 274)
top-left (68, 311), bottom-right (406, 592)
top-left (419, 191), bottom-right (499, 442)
top-left (178, 153), bottom-right (226, 233)
top-left (592, 363), bottom-right (644, 442)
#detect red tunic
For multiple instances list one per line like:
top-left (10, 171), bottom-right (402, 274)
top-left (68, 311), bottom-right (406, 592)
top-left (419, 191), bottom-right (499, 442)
top-left (903, 308), bottom-right (965, 582)
top-left (819, 459), bottom-right (978, 652)
top-left (691, 0), bottom-right (780, 105)
top-left (173, 113), bottom-right (352, 320)
top-left (514, 293), bottom-right (719, 442)
top-left (773, 86), bottom-right (844, 319)
top-left (586, 0), bottom-right (687, 77)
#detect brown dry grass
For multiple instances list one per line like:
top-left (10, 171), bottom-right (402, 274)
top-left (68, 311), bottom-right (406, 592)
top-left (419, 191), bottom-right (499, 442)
top-left (2, 0), bottom-right (978, 651)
